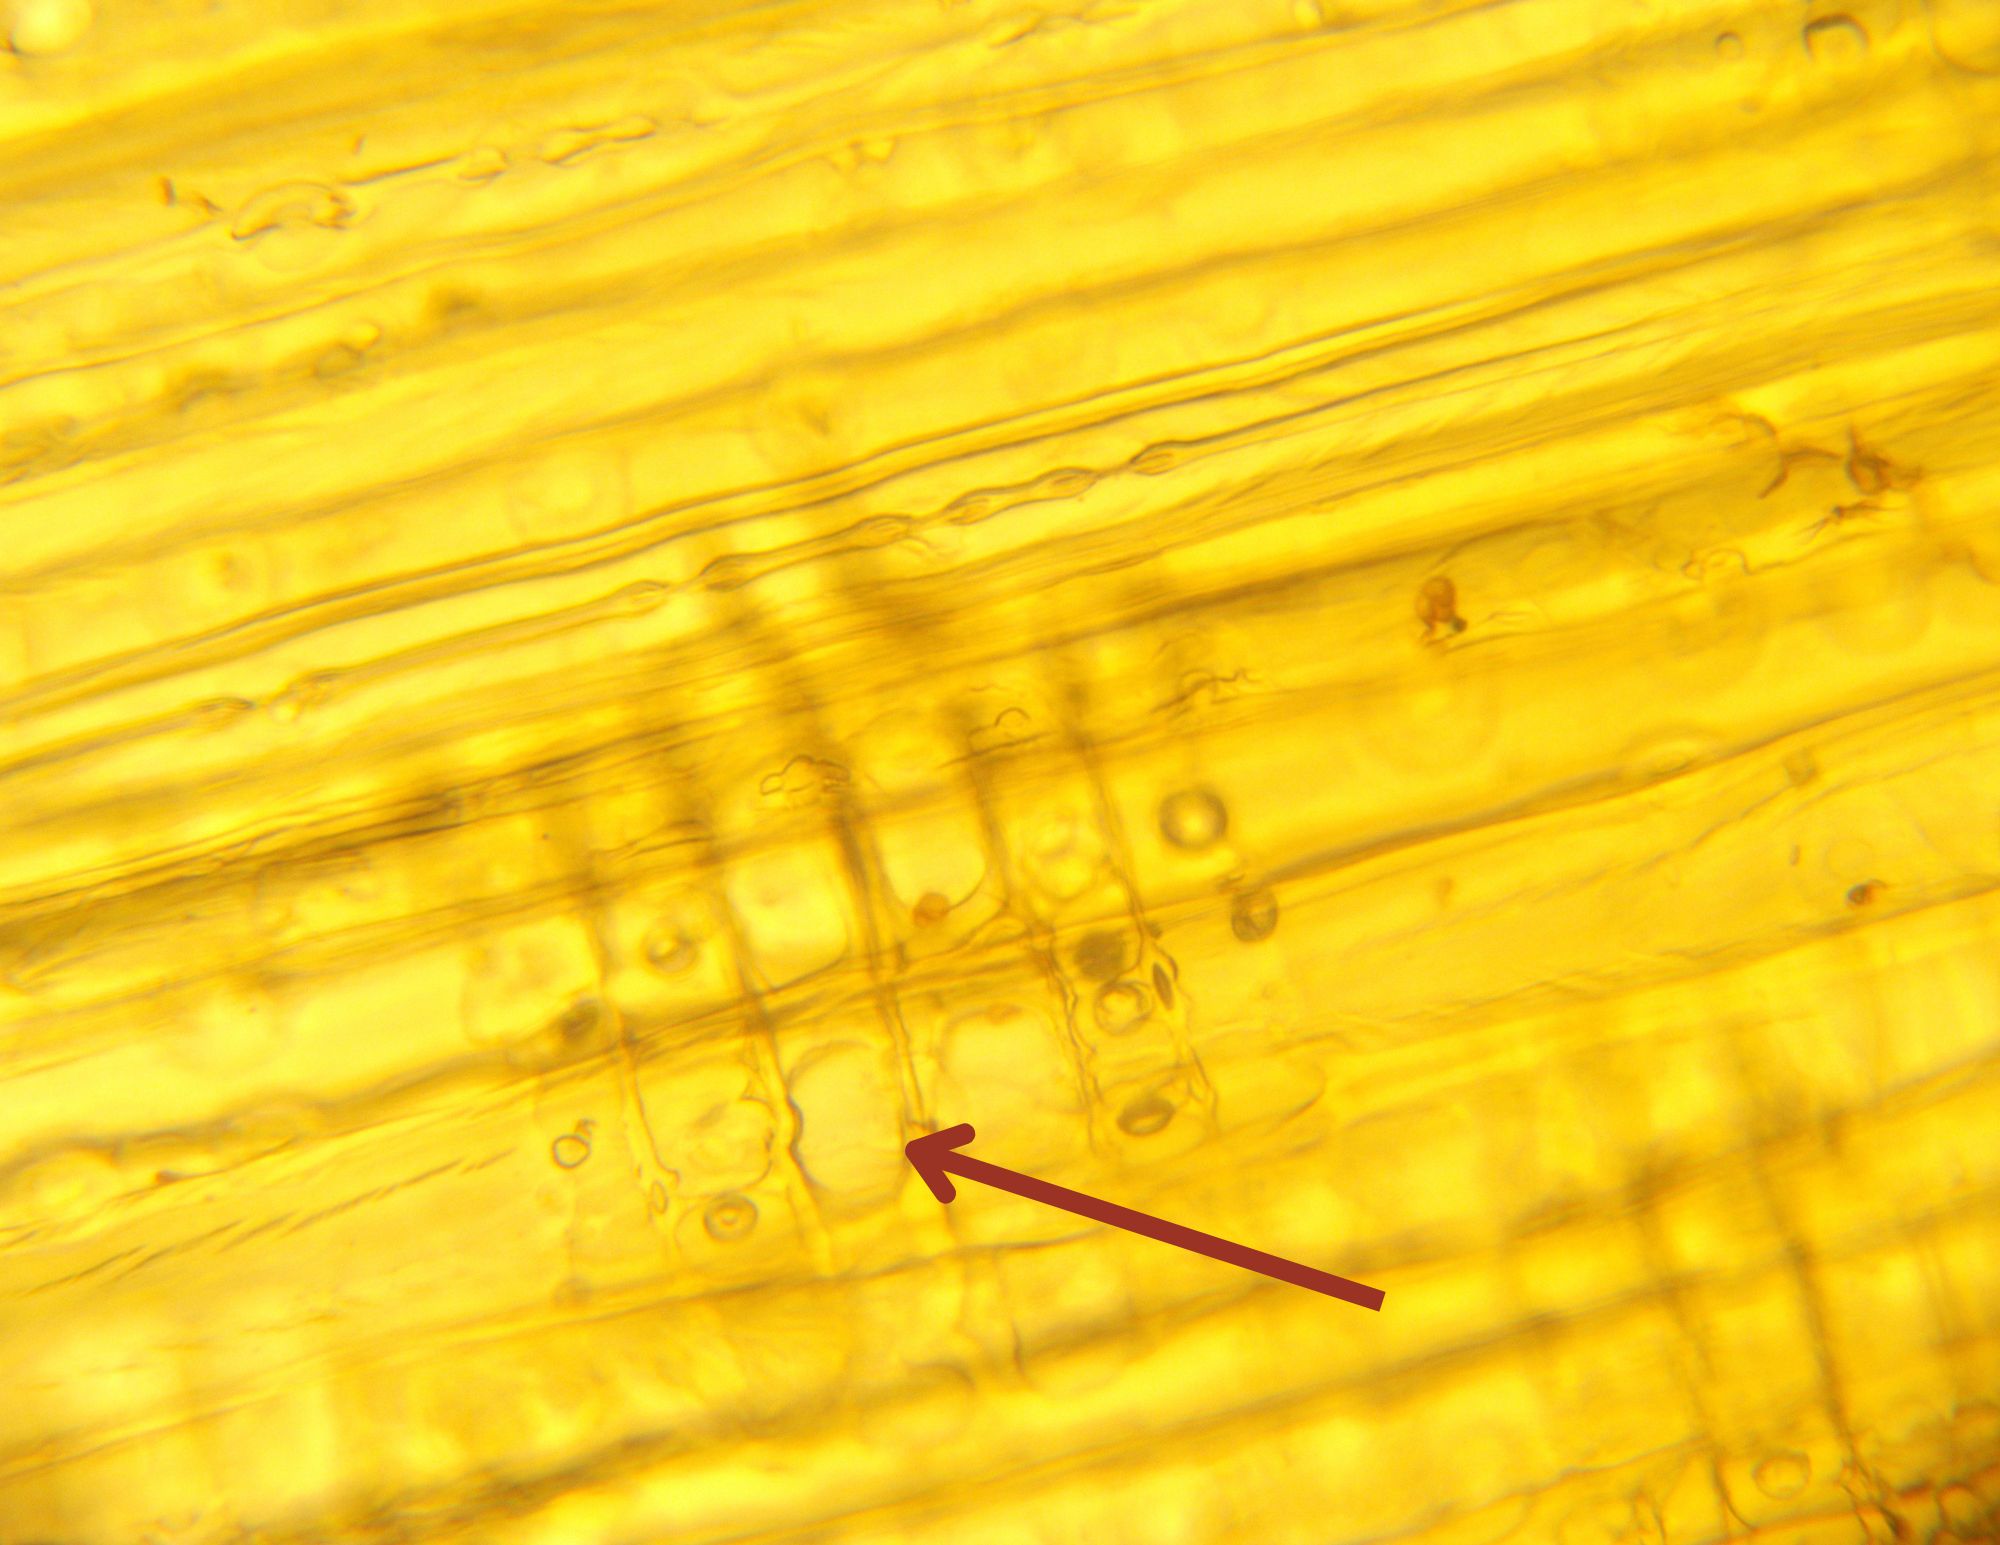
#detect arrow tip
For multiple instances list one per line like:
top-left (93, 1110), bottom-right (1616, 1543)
top-left (905, 1122), bottom-right (974, 1204)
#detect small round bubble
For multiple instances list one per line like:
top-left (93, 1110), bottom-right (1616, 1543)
top-left (703, 1193), bottom-right (758, 1241)
top-left (1117, 1093), bottom-right (1175, 1136)
top-left (1159, 787), bottom-right (1228, 850)
top-left (1230, 888), bottom-right (1279, 942)
top-left (1093, 979), bottom-right (1151, 1035)
top-left (643, 922), bottom-right (698, 974)
top-left (1753, 1452), bottom-right (1810, 1499)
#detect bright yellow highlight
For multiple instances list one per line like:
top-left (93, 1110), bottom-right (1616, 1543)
top-left (2, 0), bottom-right (1998, 1540)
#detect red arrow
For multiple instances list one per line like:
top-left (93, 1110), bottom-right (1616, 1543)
top-left (905, 1122), bottom-right (1384, 1311)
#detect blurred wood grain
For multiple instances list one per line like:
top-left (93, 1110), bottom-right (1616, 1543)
top-left (2, 0), bottom-right (1999, 1540)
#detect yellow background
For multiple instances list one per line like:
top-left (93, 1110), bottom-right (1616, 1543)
top-left (3, 0), bottom-right (1999, 1539)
